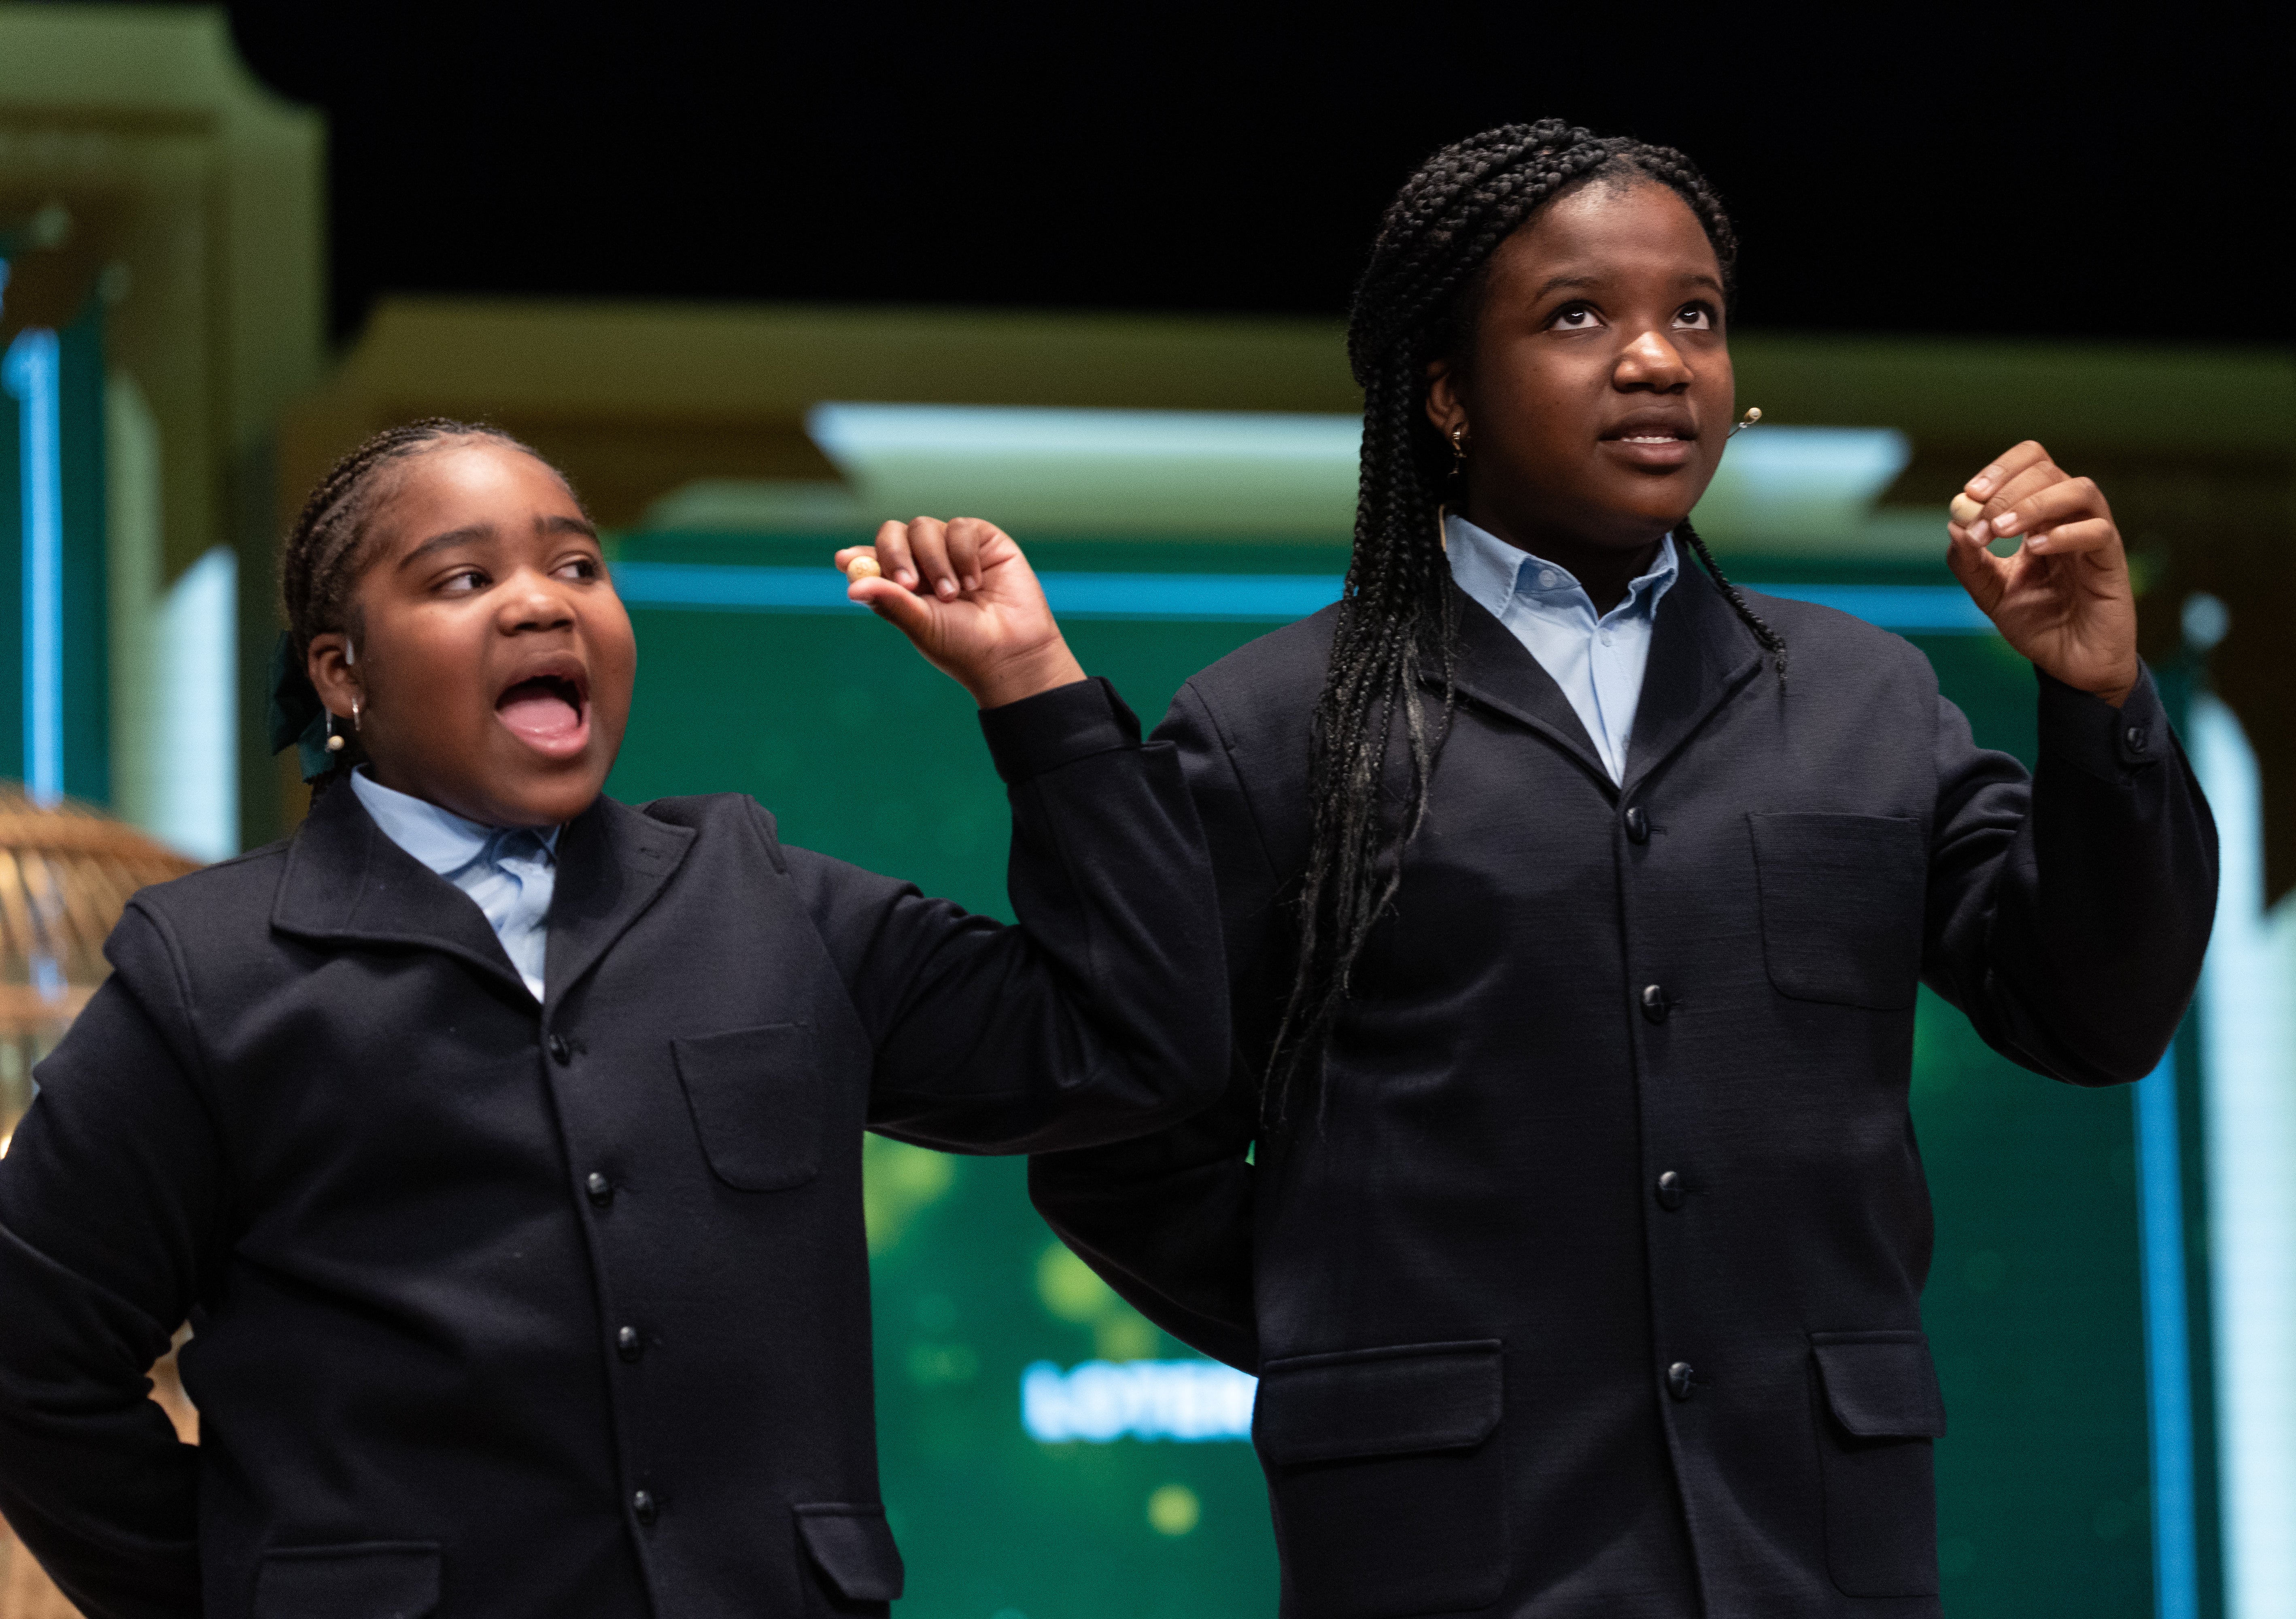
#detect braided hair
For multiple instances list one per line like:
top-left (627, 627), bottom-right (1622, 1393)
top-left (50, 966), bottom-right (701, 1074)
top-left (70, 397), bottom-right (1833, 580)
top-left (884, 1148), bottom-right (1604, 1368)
top-left (278, 418), bottom-right (561, 797)
top-left (1264, 120), bottom-right (1785, 1125)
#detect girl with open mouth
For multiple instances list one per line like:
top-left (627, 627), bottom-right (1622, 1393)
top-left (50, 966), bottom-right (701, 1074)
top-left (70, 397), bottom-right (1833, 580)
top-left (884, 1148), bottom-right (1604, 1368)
top-left (0, 421), bottom-right (1228, 1618)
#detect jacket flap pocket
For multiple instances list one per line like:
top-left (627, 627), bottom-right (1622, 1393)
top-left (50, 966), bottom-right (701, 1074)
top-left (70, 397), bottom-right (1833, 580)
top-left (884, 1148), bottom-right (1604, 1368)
top-left (673, 1022), bottom-right (825, 1192)
top-left (1255, 1339), bottom-right (1502, 1466)
top-left (795, 1504), bottom-right (905, 1602)
top-left (255, 1542), bottom-right (441, 1619)
top-left (1812, 1332), bottom-right (1947, 1438)
top-left (1749, 812), bottom-right (1926, 1008)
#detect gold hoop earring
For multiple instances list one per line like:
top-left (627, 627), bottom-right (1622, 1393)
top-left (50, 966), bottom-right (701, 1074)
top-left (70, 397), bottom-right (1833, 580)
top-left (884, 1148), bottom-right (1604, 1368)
top-left (325, 713), bottom-right (345, 754)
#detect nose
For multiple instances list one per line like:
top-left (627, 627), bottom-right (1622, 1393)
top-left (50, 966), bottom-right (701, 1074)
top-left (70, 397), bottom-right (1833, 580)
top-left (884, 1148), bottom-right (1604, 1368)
top-left (499, 566), bottom-right (576, 634)
top-left (1614, 326), bottom-right (1693, 392)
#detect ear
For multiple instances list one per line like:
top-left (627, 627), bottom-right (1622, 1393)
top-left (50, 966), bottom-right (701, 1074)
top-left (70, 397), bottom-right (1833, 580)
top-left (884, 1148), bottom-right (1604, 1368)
top-left (307, 631), bottom-right (361, 720)
top-left (1424, 358), bottom-right (1468, 442)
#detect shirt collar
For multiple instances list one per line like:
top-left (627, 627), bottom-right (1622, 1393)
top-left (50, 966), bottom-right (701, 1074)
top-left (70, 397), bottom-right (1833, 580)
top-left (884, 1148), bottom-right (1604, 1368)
top-left (348, 768), bottom-right (560, 878)
top-left (1444, 512), bottom-right (1680, 623)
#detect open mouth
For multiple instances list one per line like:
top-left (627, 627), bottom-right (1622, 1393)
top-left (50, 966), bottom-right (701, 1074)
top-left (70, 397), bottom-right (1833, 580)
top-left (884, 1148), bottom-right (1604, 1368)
top-left (495, 671), bottom-right (590, 757)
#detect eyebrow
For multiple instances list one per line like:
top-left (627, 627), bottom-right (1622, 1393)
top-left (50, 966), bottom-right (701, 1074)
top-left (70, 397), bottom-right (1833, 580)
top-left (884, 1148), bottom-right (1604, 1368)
top-left (397, 513), bottom-right (598, 569)
top-left (398, 524), bottom-right (493, 568)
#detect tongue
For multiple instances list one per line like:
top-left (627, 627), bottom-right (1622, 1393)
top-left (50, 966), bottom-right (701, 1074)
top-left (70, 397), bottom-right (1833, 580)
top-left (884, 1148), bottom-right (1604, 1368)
top-left (497, 682), bottom-right (582, 739)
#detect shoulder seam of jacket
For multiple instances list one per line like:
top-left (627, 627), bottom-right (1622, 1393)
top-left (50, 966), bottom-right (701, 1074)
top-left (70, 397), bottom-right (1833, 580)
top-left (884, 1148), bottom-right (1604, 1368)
top-left (1177, 678), bottom-right (1284, 891)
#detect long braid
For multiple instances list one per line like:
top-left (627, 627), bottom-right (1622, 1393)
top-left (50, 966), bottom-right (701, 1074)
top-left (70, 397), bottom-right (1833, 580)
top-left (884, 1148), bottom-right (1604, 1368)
top-left (1265, 120), bottom-right (1776, 1126)
top-left (279, 418), bottom-right (560, 797)
top-left (1676, 517), bottom-right (1787, 681)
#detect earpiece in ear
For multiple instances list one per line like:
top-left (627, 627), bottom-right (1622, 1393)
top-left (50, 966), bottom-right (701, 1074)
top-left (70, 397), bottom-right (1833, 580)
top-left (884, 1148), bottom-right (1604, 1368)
top-left (327, 733), bottom-right (346, 754)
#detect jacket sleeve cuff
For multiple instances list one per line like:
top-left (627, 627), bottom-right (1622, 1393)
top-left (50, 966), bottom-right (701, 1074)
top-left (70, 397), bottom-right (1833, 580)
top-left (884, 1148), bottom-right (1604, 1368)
top-left (977, 676), bottom-right (1143, 784)
top-left (2037, 661), bottom-right (2169, 784)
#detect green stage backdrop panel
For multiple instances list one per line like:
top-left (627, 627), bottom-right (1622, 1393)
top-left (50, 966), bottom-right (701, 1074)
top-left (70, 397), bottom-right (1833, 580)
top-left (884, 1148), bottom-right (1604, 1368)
top-left (604, 546), bottom-right (2154, 1619)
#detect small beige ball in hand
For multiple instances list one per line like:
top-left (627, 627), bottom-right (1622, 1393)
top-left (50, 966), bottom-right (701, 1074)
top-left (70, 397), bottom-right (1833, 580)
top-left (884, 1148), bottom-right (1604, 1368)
top-left (845, 554), bottom-right (882, 582)
top-left (1950, 493), bottom-right (1986, 528)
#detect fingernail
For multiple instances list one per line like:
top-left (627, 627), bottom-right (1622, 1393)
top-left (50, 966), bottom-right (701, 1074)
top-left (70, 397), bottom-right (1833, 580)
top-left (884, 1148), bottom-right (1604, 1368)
top-left (1992, 511), bottom-right (2021, 535)
top-left (937, 578), bottom-right (957, 598)
top-left (898, 570), bottom-right (917, 586)
top-left (1971, 466), bottom-right (2003, 495)
top-left (2026, 531), bottom-right (2048, 551)
top-left (1970, 520), bottom-right (1990, 544)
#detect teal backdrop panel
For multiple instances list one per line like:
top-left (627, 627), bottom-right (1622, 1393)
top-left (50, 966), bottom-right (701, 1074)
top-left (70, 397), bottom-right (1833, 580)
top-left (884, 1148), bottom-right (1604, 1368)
top-left (0, 293), bottom-right (108, 800)
top-left (605, 533), bottom-right (2156, 1619)
top-left (58, 297), bottom-right (109, 804)
top-left (0, 361), bottom-right (17, 776)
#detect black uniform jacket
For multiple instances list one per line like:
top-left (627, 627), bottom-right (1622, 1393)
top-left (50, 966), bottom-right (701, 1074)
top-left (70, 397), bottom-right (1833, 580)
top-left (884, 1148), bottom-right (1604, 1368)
top-left (1030, 574), bottom-right (2217, 1619)
top-left (0, 678), bottom-right (1226, 1619)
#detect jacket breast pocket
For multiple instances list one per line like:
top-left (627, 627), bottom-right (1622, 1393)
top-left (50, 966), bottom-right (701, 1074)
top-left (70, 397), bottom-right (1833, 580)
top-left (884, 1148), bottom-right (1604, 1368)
top-left (255, 1542), bottom-right (440, 1618)
top-left (1810, 1330), bottom-right (1948, 1597)
top-left (673, 1023), bottom-right (826, 1192)
top-left (794, 1503), bottom-right (905, 1617)
top-left (1253, 1340), bottom-right (1506, 1619)
top-left (1749, 812), bottom-right (1926, 1009)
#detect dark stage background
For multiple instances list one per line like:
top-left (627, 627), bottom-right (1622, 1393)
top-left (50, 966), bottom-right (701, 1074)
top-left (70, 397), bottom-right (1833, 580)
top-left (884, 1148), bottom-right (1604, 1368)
top-left (191, 2), bottom-right (2286, 346)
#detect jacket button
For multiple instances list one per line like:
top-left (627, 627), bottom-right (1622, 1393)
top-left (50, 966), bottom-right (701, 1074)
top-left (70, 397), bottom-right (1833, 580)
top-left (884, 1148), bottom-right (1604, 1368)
top-left (1656, 1170), bottom-right (1685, 1210)
top-left (548, 1034), bottom-right (573, 1065)
top-left (1641, 984), bottom-right (1670, 1024)
top-left (1667, 1362), bottom-right (1695, 1401)
top-left (631, 1489), bottom-right (658, 1525)
top-left (1624, 805), bottom-right (1649, 844)
top-left (2124, 725), bottom-right (2149, 755)
top-left (616, 1326), bottom-right (643, 1362)
top-left (586, 1172), bottom-right (614, 1208)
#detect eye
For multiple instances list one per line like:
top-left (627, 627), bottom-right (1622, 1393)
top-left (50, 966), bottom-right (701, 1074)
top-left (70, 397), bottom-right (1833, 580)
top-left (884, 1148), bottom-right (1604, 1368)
top-left (439, 567), bottom-right (489, 595)
top-left (554, 555), bottom-right (603, 582)
top-left (1548, 302), bottom-right (1604, 331)
top-left (1673, 302), bottom-right (1717, 331)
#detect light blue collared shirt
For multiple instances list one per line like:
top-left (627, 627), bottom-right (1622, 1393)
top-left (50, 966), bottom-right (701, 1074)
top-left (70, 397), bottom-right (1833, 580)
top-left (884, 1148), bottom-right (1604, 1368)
top-left (1444, 514), bottom-right (1680, 784)
top-left (349, 769), bottom-right (560, 1001)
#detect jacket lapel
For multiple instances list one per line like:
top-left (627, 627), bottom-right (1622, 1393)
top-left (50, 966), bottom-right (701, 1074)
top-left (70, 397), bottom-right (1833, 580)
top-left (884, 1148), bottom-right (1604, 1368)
top-left (271, 783), bottom-right (529, 998)
top-left (1440, 584), bottom-right (1613, 790)
top-left (541, 795), bottom-right (695, 1014)
top-left (1621, 565), bottom-right (1767, 797)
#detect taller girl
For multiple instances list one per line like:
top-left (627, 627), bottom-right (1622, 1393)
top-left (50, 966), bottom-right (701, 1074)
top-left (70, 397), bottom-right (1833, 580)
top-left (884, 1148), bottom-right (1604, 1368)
top-left (1034, 121), bottom-right (2217, 1618)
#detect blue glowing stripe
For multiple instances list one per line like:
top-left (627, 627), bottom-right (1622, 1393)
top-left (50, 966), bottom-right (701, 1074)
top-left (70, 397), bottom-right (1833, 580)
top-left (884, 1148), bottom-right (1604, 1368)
top-left (1748, 583), bottom-right (1994, 634)
top-left (615, 561), bottom-right (1999, 635)
top-left (2135, 1054), bottom-right (2200, 1619)
top-left (613, 563), bottom-right (854, 611)
top-left (1047, 573), bottom-right (1341, 620)
top-left (3, 327), bottom-right (64, 802)
top-left (1021, 1359), bottom-right (1256, 1444)
top-left (610, 563), bottom-right (1344, 621)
